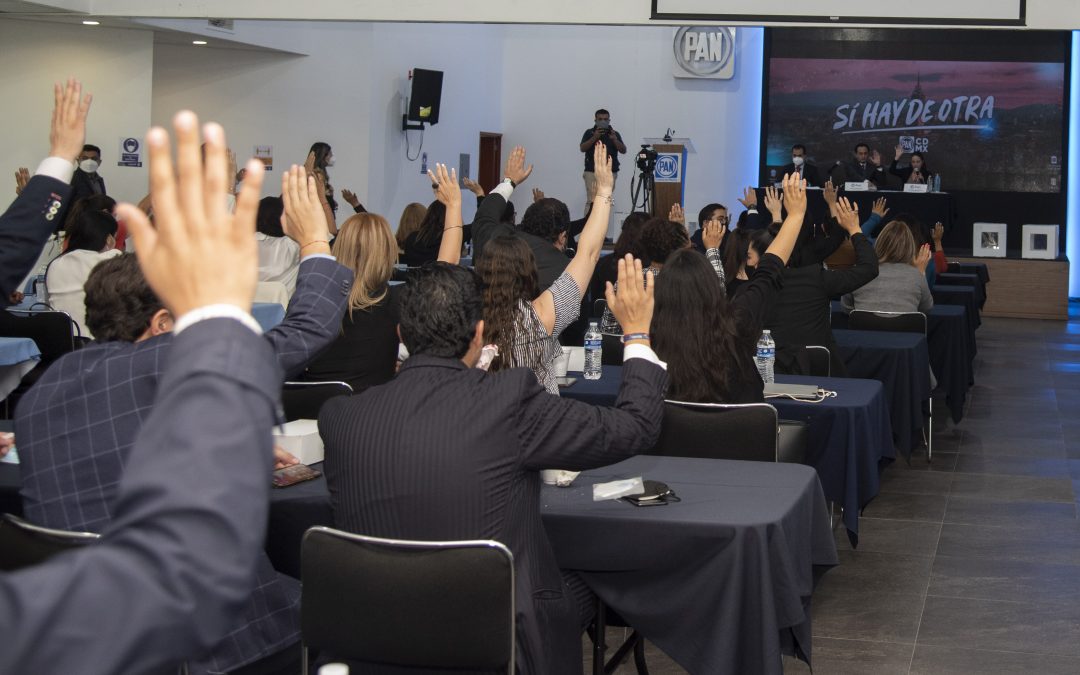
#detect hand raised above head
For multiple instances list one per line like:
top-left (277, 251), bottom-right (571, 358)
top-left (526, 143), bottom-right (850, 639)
top-left (605, 255), bottom-right (653, 337)
top-left (667, 202), bottom-right (685, 225)
top-left (781, 173), bottom-right (807, 216)
top-left (702, 219), bottom-right (724, 250)
top-left (763, 186), bottom-right (783, 221)
top-left (116, 112), bottom-right (264, 319)
top-left (49, 78), bottom-right (92, 161)
top-left (14, 167), bottom-right (30, 195)
top-left (593, 143), bottom-right (614, 195)
top-left (462, 177), bottom-right (485, 197)
top-left (428, 163), bottom-right (461, 207)
top-left (872, 197), bottom-right (889, 218)
top-left (834, 196), bottom-right (861, 234)
top-left (503, 146), bottom-right (533, 185)
top-left (282, 164), bottom-right (330, 248)
top-left (737, 185), bottom-right (757, 209)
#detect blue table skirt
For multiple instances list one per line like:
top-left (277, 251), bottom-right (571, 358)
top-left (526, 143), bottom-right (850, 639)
top-left (831, 302), bottom-right (973, 423)
top-left (251, 303), bottom-right (286, 332)
top-left (937, 273), bottom-right (986, 309)
top-left (561, 367), bottom-right (892, 543)
top-left (947, 261), bottom-right (990, 284)
top-left (833, 329), bottom-right (932, 456)
top-left (931, 284), bottom-right (981, 332)
top-left (0, 337), bottom-right (41, 366)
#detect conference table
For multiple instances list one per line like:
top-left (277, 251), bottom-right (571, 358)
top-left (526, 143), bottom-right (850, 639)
top-left (948, 261), bottom-right (991, 284)
top-left (754, 187), bottom-right (957, 231)
top-left (560, 366), bottom-right (893, 544)
top-left (0, 337), bottom-right (41, 402)
top-left (832, 329), bottom-right (932, 456)
top-left (267, 455), bottom-right (838, 674)
top-left (831, 302), bottom-right (974, 423)
top-left (937, 272), bottom-right (986, 310)
top-left (931, 284), bottom-right (981, 331)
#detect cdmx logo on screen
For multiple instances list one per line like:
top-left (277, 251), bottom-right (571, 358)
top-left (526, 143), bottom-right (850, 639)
top-left (673, 26), bottom-right (734, 77)
top-left (655, 155), bottom-right (680, 179)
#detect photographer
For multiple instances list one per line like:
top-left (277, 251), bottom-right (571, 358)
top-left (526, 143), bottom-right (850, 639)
top-left (580, 108), bottom-right (626, 205)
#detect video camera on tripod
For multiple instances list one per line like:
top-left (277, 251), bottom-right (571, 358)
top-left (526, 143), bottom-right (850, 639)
top-left (636, 144), bottom-right (658, 173)
top-left (631, 144), bottom-right (658, 213)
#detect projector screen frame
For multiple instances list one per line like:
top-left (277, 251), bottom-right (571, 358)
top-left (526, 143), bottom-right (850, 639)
top-left (651, 0), bottom-right (1027, 27)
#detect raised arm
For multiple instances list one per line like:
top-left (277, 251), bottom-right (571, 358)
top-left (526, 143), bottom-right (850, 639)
top-left (931, 221), bottom-right (947, 273)
top-left (823, 197), bottom-right (879, 296)
top-left (431, 163), bottom-right (463, 264)
top-left (533, 143), bottom-right (613, 334)
top-left (761, 173), bottom-right (808, 265)
top-left (471, 146), bottom-right (531, 258)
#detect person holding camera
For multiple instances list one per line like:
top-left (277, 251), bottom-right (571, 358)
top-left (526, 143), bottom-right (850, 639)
top-left (580, 108), bottom-right (626, 205)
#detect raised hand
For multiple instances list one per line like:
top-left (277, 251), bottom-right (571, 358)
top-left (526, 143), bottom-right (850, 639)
top-left (14, 167), bottom-right (29, 195)
top-left (461, 177), bottom-right (485, 197)
top-left (914, 243), bottom-right (932, 272)
top-left (872, 197), bottom-right (889, 219)
top-left (503, 145), bottom-right (534, 185)
top-left (115, 111), bottom-right (265, 319)
top-left (702, 219), bottom-right (724, 250)
top-left (605, 255), bottom-right (654, 338)
top-left (894, 144), bottom-right (904, 161)
top-left (737, 185), bottom-right (757, 209)
top-left (428, 163), bottom-right (461, 207)
top-left (340, 188), bottom-right (360, 208)
top-left (763, 186), bottom-right (783, 222)
top-left (593, 142), bottom-right (614, 197)
top-left (50, 78), bottom-right (92, 161)
top-left (870, 149), bottom-right (882, 166)
top-left (226, 148), bottom-right (237, 195)
top-left (781, 173), bottom-right (807, 218)
top-left (834, 196), bottom-right (861, 234)
top-left (531, 187), bottom-right (545, 203)
top-left (823, 179), bottom-right (838, 206)
top-left (932, 222), bottom-right (944, 244)
top-left (667, 202), bottom-right (685, 225)
top-left (281, 165), bottom-right (330, 252)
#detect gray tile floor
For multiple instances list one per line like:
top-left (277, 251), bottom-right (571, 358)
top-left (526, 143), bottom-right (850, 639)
top-left (585, 306), bottom-right (1080, 674)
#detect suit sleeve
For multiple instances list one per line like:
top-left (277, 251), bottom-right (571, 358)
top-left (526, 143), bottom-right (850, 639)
top-left (514, 359), bottom-right (667, 471)
top-left (0, 175), bottom-right (71, 306)
top-left (803, 216), bottom-right (849, 266)
top-left (263, 256), bottom-right (354, 378)
top-left (0, 318), bottom-right (281, 675)
top-left (823, 233), bottom-right (879, 297)
top-left (470, 191), bottom-right (515, 261)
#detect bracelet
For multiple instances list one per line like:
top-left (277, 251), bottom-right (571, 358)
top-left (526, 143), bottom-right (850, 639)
top-left (300, 240), bottom-right (330, 251)
top-left (621, 332), bottom-right (650, 344)
top-left (595, 193), bottom-right (615, 205)
top-left (444, 225), bottom-right (463, 230)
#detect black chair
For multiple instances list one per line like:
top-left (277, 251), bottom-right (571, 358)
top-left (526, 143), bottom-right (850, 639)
top-left (600, 334), bottom-right (624, 366)
top-left (650, 401), bottom-right (780, 462)
top-left (0, 308), bottom-right (80, 362)
top-left (280, 381), bottom-right (353, 422)
top-left (847, 309), bottom-right (933, 461)
top-left (300, 527), bottom-right (515, 675)
top-left (0, 512), bottom-right (99, 572)
top-left (592, 298), bottom-right (608, 320)
top-left (805, 345), bottom-right (831, 378)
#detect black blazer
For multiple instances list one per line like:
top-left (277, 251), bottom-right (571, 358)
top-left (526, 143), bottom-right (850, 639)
top-left (780, 162), bottom-right (823, 188)
top-left (831, 160), bottom-right (887, 188)
top-left (889, 160), bottom-right (934, 185)
top-left (319, 355), bottom-right (667, 674)
top-left (0, 174), bottom-right (71, 305)
top-left (69, 168), bottom-right (106, 204)
top-left (764, 233), bottom-right (879, 377)
top-left (472, 192), bottom-right (570, 291)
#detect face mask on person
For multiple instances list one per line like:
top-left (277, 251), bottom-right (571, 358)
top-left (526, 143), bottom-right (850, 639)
top-left (792, 156), bottom-right (805, 167)
top-left (595, 120), bottom-right (610, 129)
top-left (79, 159), bottom-right (100, 173)
top-left (325, 157), bottom-right (335, 167)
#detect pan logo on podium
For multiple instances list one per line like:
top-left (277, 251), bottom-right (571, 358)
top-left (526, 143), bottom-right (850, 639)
top-left (654, 154), bottom-right (682, 183)
top-left (672, 26), bottom-right (736, 79)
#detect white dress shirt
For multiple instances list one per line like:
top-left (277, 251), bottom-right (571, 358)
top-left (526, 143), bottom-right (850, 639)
top-left (255, 233), bottom-right (300, 295)
top-left (45, 248), bottom-right (123, 339)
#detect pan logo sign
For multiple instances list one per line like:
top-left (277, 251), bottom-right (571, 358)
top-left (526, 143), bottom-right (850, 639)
top-left (672, 26), bottom-right (736, 80)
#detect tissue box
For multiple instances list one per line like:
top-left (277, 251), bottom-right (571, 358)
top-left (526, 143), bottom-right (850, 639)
top-left (272, 419), bottom-right (324, 465)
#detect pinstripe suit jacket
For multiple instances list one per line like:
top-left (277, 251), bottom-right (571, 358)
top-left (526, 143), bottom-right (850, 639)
top-left (14, 255), bottom-right (352, 674)
top-left (0, 174), bottom-right (71, 305)
top-left (319, 355), bottom-right (667, 675)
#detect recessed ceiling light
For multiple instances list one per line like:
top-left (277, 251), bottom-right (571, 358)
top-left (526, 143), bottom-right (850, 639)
top-left (82, 20), bottom-right (100, 25)
top-left (192, 40), bottom-right (208, 45)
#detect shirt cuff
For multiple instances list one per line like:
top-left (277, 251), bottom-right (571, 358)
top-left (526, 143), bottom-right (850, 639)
top-left (490, 182), bottom-right (514, 201)
top-left (173, 304), bottom-right (263, 336)
top-left (300, 253), bottom-right (336, 262)
top-left (623, 343), bottom-right (667, 370)
top-left (35, 157), bottom-right (76, 184)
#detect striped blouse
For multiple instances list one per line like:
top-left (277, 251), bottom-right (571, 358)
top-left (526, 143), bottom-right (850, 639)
top-left (506, 270), bottom-right (581, 395)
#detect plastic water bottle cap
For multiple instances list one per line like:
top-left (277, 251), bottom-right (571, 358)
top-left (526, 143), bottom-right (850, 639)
top-left (318, 665), bottom-right (350, 675)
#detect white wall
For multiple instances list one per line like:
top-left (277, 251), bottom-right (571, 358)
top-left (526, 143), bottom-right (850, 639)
top-left (151, 21), bottom-right (374, 214)
top-left (0, 18), bottom-right (154, 204)
top-left (500, 25), bottom-right (764, 234)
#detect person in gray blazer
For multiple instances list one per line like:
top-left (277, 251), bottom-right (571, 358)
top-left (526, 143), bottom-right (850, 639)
top-left (842, 220), bottom-right (934, 315)
top-left (319, 256), bottom-right (667, 674)
top-left (0, 109), bottom-right (285, 675)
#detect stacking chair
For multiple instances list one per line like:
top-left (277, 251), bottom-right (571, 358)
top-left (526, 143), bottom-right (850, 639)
top-left (592, 298), bottom-right (608, 320)
top-left (650, 401), bottom-right (781, 462)
top-left (0, 308), bottom-right (80, 363)
top-left (280, 381), bottom-right (353, 422)
top-left (804, 345), bottom-right (832, 378)
top-left (848, 309), bottom-right (933, 461)
top-left (300, 527), bottom-right (515, 675)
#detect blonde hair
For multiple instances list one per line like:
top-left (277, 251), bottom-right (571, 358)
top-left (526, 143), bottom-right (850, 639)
top-left (874, 221), bottom-right (917, 266)
top-left (395, 202), bottom-right (427, 250)
top-left (332, 213), bottom-right (399, 314)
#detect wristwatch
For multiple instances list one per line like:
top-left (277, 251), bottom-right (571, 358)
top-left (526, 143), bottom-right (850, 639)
top-left (502, 177), bottom-right (516, 188)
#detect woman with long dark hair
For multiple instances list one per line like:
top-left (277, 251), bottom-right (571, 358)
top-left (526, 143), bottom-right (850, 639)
top-left (45, 210), bottom-right (120, 338)
top-left (890, 145), bottom-right (934, 185)
top-left (306, 142), bottom-right (339, 236)
top-left (650, 174), bottom-right (808, 403)
top-left (475, 144), bottom-right (614, 394)
top-left (400, 200), bottom-right (446, 266)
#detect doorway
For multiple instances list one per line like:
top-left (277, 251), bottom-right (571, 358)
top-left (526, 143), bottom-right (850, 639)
top-left (478, 132), bottom-right (502, 194)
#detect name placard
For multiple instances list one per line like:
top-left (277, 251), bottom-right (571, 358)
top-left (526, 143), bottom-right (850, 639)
top-left (903, 183), bottom-right (930, 193)
top-left (844, 181), bottom-right (871, 192)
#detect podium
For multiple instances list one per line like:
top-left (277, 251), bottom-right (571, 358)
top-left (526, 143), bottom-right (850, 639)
top-left (643, 137), bottom-right (695, 220)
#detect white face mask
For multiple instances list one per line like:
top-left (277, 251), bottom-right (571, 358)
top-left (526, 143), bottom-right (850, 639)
top-left (791, 156), bottom-right (805, 167)
top-left (325, 157), bottom-right (335, 167)
top-left (79, 159), bottom-right (100, 173)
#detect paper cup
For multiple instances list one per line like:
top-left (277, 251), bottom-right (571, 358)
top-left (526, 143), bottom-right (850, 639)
top-left (541, 469), bottom-right (561, 485)
top-left (554, 349), bottom-right (570, 377)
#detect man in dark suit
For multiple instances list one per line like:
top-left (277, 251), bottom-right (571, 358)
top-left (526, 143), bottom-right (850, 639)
top-left (471, 146), bottom-right (571, 291)
top-left (831, 143), bottom-right (887, 188)
top-left (1, 108), bottom-right (287, 675)
top-left (0, 80), bottom-right (90, 306)
top-left (319, 257), bottom-right (666, 674)
top-left (15, 162), bottom-right (351, 673)
top-left (781, 144), bottom-right (823, 188)
top-left (69, 143), bottom-right (108, 203)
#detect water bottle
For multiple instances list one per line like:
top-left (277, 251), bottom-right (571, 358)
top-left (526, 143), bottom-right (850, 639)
top-left (584, 321), bottom-right (603, 380)
top-left (756, 330), bottom-right (775, 384)
top-left (318, 665), bottom-right (349, 675)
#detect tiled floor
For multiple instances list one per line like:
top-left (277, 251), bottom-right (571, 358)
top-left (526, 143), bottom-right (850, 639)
top-left (585, 305), bottom-right (1080, 674)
